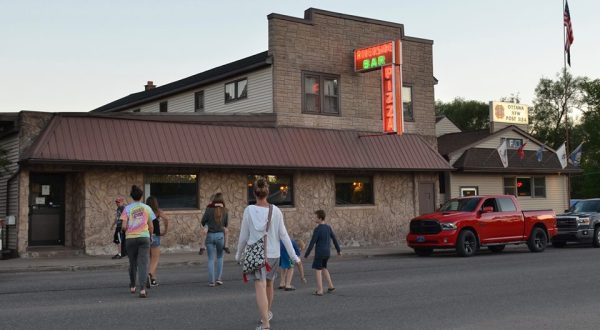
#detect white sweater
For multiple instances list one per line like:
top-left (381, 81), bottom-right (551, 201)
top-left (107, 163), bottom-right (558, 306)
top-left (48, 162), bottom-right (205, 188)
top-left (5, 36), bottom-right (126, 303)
top-left (236, 204), bottom-right (299, 261)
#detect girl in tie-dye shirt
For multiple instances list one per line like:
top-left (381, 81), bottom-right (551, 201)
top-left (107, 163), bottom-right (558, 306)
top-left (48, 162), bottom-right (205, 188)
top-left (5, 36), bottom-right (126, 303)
top-left (121, 185), bottom-right (154, 298)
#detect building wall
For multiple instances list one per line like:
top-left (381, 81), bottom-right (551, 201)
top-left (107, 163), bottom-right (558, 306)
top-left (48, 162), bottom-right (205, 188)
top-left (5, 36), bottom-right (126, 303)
top-left (449, 173), bottom-right (568, 213)
top-left (124, 68), bottom-right (273, 114)
top-left (269, 10), bottom-right (436, 141)
top-left (75, 168), bottom-right (433, 255)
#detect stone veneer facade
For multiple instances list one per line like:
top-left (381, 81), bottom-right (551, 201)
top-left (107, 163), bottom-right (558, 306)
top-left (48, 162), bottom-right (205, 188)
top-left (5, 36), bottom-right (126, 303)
top-left (269, 9), bottom-right (437, 147)
top-left (16, 166), bottom-right (436, 255)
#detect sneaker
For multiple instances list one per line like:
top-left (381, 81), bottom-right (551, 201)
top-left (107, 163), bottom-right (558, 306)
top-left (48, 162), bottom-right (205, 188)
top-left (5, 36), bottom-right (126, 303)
top-left (216, 280), bottom-right (223, 286)
top-left (198, 247), bottom-right (206, 255)
top-left (208, 282), bottom-right (216, 287)
top-left (223, 247), bottom-right (231, 254)
top-left (150, 278), bottom-right (158, 287)
top-left (111, 254), bottom-right (121, 259)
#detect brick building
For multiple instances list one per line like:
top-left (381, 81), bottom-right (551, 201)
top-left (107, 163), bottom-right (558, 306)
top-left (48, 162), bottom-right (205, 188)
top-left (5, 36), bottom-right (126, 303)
top-left (0, 8), bottom-right (451, 256)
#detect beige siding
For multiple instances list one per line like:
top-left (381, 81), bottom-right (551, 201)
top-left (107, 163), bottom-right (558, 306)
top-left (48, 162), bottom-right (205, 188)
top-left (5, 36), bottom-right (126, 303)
top-left (124, 67), bottom-right (273, 114)
top-left (449, 173), bottom-right (568, 213)
top-left (0, 134), bottom-right (19, 216)
top-left (435, 117), bottom-right (461, 137)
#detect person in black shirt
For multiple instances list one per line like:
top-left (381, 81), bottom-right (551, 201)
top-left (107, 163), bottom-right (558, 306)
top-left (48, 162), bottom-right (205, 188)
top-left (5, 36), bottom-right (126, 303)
top-left (304, 209), bottom-right (341, 296)
top-left (110, 197), bottom-right (127, 259)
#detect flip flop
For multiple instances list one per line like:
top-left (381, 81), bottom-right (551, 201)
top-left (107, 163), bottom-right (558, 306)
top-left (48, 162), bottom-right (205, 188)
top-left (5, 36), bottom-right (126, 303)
top-left (327, 287), bottom-right (336, 293)
top-left (312, 291), bottom-right (323, 296)
top-left (284, 286), bottom-right (296, 291)
top-left (278, 286), bottom-right (285, 290)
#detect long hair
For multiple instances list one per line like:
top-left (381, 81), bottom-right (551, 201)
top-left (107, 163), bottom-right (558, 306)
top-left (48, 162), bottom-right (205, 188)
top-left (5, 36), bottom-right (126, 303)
top-left (146, 196), bottom-right (159, 215)
top-left (212, 193), bottom-right (226, 226)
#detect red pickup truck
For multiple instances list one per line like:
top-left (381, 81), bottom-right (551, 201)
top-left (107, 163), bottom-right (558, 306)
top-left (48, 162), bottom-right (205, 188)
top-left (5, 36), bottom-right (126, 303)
top-left (406, 195), bottom-right (557, 257)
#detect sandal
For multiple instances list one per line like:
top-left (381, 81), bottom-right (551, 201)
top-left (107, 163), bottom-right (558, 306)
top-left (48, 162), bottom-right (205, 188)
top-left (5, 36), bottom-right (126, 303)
top-left (198, 247), bottom-right (206, 255)
top-left (139, 290), bottom-right (147, 298)
top-left (149, 274), bottom-right (158, 287)
top-left (278, 285), bottom-right (285, 290)
top-left (327, 287), bottom-right (336, 293)
top-left (223, 247), bottom-right (231, 254)
top-left (284, 286), bottom-right (296, 291)
top-left (312, 291), bottom-right (323, 296)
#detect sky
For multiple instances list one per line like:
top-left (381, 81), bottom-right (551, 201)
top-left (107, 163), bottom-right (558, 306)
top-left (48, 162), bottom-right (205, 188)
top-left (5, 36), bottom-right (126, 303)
top-left (1, 0), bottom-right (598, 113)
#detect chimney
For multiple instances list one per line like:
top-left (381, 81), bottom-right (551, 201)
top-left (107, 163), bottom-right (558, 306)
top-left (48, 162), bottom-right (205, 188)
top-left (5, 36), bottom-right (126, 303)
top-left (144, 81), bottom-right (156, 91)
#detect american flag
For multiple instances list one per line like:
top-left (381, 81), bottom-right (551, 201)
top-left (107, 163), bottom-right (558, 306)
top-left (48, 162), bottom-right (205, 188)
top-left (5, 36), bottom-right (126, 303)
top-left (564, 0), bottom-right (574, 66)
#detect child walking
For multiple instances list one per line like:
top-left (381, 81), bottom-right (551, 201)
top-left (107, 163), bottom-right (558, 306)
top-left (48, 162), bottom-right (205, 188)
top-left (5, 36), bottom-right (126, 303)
top-left (278, 239), bottom-right (306, 291)
top-left (304, 209), bottom-right (341, 296)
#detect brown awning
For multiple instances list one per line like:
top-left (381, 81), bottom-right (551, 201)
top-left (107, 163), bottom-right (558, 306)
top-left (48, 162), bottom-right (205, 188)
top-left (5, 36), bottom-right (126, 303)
top-left (22, 114), bottom-right (452, 171)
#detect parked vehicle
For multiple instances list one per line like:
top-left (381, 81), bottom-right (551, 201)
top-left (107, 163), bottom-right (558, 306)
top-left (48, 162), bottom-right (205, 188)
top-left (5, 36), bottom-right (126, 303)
top-left (552, 198), bottom-right (600, 247)
top-left (406, 195), bottom-right (557, 257)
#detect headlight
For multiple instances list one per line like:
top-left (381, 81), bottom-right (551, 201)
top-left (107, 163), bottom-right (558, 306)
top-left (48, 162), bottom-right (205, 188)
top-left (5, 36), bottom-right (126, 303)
top-left (577, 217), bottom-right (591, 225)
top-left (440, 223), bottom-right (457, 230)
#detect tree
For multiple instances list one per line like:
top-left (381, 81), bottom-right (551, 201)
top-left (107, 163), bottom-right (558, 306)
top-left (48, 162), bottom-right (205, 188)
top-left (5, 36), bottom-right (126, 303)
top-left (435, 98), bottom-right (489, 131)
top-left (529, 69), bottom-right (585, 151)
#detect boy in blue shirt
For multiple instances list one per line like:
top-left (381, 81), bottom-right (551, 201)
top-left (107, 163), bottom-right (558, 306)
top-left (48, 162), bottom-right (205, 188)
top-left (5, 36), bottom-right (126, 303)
top-left (304, 209), bottom-right (341, 296)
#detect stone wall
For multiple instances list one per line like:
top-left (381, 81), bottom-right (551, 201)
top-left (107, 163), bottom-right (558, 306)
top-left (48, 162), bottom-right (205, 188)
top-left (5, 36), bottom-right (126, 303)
top-left (269, 9), bottom-right (436, 142)
top-left (18, 111), bottom-right (54, 156)
top-left (16, 169), bottom-right (29, 254)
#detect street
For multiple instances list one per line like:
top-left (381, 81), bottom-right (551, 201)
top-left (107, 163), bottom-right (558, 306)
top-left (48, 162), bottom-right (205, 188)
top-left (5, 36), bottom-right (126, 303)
top-left (1, 245), bottom-right (599, 330)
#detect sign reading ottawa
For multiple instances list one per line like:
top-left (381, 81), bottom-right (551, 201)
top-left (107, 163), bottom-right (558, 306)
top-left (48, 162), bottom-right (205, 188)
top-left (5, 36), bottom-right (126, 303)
top-left (354, 40), bottom-right (403, 134)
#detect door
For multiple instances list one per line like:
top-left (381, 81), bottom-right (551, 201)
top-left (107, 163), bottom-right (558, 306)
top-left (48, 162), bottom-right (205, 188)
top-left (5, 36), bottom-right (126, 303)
top-left (478, 197), bottom-right (521, 243)
top-left (29, 173), bottom-right (65, 246)
top-left (418, 183), bottom-right (435, 215)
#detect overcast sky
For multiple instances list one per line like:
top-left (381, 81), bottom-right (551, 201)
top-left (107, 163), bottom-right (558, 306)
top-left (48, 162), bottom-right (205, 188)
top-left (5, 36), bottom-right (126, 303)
top-left (1, 0), bottom-right (598, 112)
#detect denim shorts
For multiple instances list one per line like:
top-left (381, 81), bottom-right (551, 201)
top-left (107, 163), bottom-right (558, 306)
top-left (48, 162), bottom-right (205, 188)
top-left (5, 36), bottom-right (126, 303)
top-left (150, 234), bottom-right (161, 248)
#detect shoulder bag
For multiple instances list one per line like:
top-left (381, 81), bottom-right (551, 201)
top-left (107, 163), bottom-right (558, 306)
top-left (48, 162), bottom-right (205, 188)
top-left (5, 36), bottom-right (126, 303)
top-left (241, 204), bottom-right (273, 280)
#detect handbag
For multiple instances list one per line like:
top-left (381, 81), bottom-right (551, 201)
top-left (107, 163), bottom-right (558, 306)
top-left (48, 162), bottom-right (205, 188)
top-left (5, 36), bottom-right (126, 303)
top-left (241, 204), bottom-right (273, 279)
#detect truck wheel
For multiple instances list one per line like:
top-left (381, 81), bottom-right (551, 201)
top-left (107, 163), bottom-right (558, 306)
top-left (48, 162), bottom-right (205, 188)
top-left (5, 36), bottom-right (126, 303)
top-left (527, 227), bottom-right (548, 252)
top-left (593, 227), bottom-right (600, 248)
top-left (414, 248), bottom-right (433, 256)
top-left (488, 245), bottom-right (505, 253)
top-left (456, 230), bottom-right (478, 257)
top-left (552, 241), bottom-right (566, 248)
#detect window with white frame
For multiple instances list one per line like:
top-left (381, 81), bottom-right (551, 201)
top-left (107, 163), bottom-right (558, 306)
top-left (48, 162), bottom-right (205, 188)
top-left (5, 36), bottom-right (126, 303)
top-left (225, 78), bottom-right (247, 103)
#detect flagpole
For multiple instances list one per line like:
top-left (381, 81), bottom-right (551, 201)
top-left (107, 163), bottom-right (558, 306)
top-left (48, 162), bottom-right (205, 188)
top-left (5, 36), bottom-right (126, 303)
top-left (563, 0), bottom-right (572, 207)
top-left (563, 0), bottom-right (566, 70)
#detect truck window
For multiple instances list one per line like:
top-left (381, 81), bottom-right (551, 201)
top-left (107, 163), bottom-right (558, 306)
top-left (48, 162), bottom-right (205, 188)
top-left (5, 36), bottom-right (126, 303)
top-left (571, 200), bottom-right (600, 213)
top-left (482, 198), bottom-right (499, 212)
top-left (440, 198), bottom-right (481, 212)
top-left (497, 197), bottom-right (517, 212)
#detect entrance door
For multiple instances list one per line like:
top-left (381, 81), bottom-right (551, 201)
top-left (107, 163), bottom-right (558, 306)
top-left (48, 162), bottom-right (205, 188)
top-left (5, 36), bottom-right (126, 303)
top-left (29, 173), bottom-right (65, 246)
top-left (418, 183), bottom-right (435, 215)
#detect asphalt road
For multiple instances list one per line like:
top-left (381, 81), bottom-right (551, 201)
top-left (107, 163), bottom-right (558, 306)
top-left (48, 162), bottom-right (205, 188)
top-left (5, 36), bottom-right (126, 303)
top-left (1, 245), bottom-right (600, 330)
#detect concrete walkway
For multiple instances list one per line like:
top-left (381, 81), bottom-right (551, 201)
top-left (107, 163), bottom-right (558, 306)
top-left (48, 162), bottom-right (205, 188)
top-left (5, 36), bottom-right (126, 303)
top-left (0, 246), bottom-right (410, 273)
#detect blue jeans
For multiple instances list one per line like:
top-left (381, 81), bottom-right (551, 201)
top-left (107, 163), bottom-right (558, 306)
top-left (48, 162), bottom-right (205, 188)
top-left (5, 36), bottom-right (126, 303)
top-left (206, 232), bottom-right (224, 283)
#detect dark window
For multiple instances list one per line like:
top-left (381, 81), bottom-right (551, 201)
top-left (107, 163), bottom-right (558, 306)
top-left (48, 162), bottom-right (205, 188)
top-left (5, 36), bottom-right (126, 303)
top-left (144, 174), bottom-right (198, 209)
top-left (497, 197), bottom-right (517, 212)
top-left (402, 86), bottom-right (413, 121)
top-left (302, 72), bottom-right (340, 115)
top-left (335, 176), bottom-right (373, 205)
top-left (194, 91), bottom-right (204, 111)
top-left (504, 176), bottom-right (546, 198)
top-left (438, 172), bottom-right (446, 194)
top-left (439, 198), bottom-right (481, 212)
top-left (482, 198), bottom-right (499, 212)
top-left (517, 177), bottom-right (532, 196)
top-left (533, 176), bottom-right (546, 197)
top-left (247, 175), bottom-right (293, 206)
top-left (504, 177), bottom-right (516, 196)
top-left (225, 78), bottom-right (248, 103)
top-left (159, 101), bottom-right (168, 113)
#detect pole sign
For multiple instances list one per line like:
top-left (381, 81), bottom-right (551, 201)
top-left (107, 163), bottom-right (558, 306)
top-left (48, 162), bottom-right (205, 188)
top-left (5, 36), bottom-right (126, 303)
top-left (354, 40), bottom-right (403, 134)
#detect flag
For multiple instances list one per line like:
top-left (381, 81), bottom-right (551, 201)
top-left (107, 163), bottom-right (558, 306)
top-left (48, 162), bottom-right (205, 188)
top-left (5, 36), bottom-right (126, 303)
top-left (556, 142), bottom-right (567, 169)
top-left (569, 143), bottom-right (583, 166)
top-left (564, 0), bottom-right (574, 66)
top-left (517, 142), bottom-right (527, 160)
top-left (497, 140), bottom-right (508, 168)
top-left (536, 144), bottom-right (545, 162)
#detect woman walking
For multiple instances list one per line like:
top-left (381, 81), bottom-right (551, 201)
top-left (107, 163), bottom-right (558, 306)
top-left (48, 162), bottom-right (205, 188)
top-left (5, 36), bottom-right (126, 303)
top-left (146, 196), bottom-right (170, 287)
top-left (201, 193), bottom-right (228, 287)
top-left (122, 185), bottom-right (155, 298)
top-left (236, 177), bottom-right (299, 330)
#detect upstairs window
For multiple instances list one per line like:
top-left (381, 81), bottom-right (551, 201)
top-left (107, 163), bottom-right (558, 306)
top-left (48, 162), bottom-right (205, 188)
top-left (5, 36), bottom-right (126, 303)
top-left (225, 78), bottom-right (247, 103)
top-left (302, 72), bottom-right (339, 115)
top-left (195, 90), bottom-right (204, 112)
top-left (503, 138), bottom-right (523, 149)
top-left (402, 86), bottom-right (413, 121)
top-left (159, 101), bottom-right (168, 113)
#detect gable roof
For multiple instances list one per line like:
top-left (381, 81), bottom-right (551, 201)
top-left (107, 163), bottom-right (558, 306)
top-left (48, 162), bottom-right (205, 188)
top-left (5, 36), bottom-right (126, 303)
top-left (22, 114), bottom-right (453, 172)
top-left (453, 148), bottom-right (581, 173)
top-left (92, 51), bottom-right (272, 113)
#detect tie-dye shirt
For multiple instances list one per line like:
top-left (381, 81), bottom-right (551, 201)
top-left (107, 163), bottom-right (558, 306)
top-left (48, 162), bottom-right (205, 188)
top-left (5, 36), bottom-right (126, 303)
top-left (120, 202), bottom-right (155, 239)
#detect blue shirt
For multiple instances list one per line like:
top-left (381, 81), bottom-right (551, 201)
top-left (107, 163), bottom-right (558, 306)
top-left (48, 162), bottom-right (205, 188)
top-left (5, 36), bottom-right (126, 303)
top-left (304, 224), bottom-right (341, 258)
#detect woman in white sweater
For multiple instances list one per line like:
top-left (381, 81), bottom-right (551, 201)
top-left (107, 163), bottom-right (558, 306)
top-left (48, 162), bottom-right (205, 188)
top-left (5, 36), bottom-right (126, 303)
top-left (236, 177), bottom-right (299, 330)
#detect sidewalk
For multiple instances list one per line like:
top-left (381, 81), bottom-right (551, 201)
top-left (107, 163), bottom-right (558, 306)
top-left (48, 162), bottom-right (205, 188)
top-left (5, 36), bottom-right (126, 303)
top-left (0, 246), bottom-right (410, 274)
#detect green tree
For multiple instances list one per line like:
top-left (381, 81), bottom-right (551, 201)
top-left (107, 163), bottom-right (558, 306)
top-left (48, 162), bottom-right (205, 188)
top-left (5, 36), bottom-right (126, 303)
top-left (435, 98), bottom-right (489, 131)
top-left (529, 69), bottom-right (585, 150)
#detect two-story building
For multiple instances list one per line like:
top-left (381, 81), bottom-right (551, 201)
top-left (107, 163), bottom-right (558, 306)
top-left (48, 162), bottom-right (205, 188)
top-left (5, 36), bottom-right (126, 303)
top-left (1, 8), bottom-right (452, 256)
